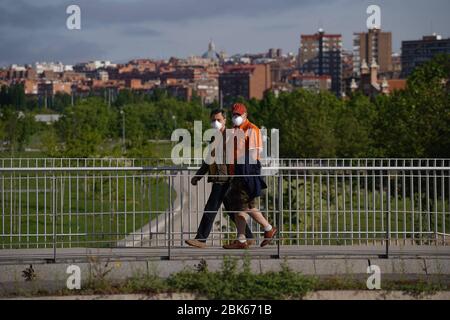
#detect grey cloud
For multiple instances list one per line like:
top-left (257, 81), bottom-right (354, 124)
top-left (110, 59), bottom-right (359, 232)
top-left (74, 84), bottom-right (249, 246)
top-left (121, 25), bottom-right (162, 37)
top-left (0, 0), bottom-right (320, 29)
top-left (0, 33), bottom-right (107, 66)
top-left (0, 0), bottom-right (448, 66)
top-left (0, 0), bottom-right (64, 29)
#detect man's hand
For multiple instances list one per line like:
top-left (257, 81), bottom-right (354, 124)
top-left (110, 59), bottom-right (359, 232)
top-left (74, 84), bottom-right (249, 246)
top-left (191, 176), bottom-right (201, 186)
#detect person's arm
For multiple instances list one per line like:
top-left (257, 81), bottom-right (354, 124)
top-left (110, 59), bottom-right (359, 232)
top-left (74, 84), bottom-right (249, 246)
top-left (191, 161), bottom-right (209, 185)
top-left (248, 127), bottom-right (263, 163)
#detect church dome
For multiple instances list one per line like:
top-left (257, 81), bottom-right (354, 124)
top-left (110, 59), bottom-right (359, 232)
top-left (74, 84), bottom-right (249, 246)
top-left (202, 40), bottom-right (221, 61)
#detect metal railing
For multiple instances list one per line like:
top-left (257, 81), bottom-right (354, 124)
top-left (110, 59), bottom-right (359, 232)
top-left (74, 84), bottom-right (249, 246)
top-left (0, 159), bottom-right (449, 260)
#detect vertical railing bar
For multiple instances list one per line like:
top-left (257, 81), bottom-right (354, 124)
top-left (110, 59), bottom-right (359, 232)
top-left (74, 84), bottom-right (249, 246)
top-left (68, 172), bottom-right (72, 248)
top-left (92, 172), bottom-right (96, 247)
top-left (52, 173), bottom-right (56, 262)
top-left (1, 174), bottom-right (5, 249)
top-left (327, 169), bottom-right (331, 245)
top-left (124, 172), bottom-right (127, 245)
top-left (394, 161), bottom-right (398, 245)
top-left (441, 165), bottom-right (446, 245)
top-left (419, 169), bottom-right (422, 245)
top-left (385, 170), bottom-right (391, 258)
top-left (411, 168), bottom-right (415, 243)
top-left (304, 169), bottom-right (307, 244)
top-left (277, 174), bottom-right (282, 259)
top-left (342, 167), bottom-right (346, 245)
top-left (44, 170), bottom-right (47, 248)
top-left (188, 170), bottom-right (191, 245)
top-left (350, 167), bottom-right (354, 245)
top-left (402, 170), bottom-right (406, 245)
top-left (155, 173), bottom-right (159, 245)
top-left (116, 172), bottom-right (119, 245)
top-left (335, 168), bottom-right (338, 244)
top-left (372, 168), bottom-right (376, 245)
top-left (140, 174), bottom-right (144, 247)
top-left (168, 172), bottom-right (172, 260)
top-left (311, 172), bottom-right (315, 245)
top-left (319, 170), bottom-right (323, 246)
top-left (60, 172), bottom-right (64, 248)
top-left (148, 172), bottom-right (152, 247)
top-left (133, 174), bottom-right (136, 247)
top-left (27, 172), bottom-right (30, 248)
top-left (426, 166), bottom-right (431, 240)
top-left (180, 172), bottom-right (184, 246)
top-left (76, 159), bottom-right (79, 247)
top-left (357, 160), bottom-right (361, 245)
top-left (99, 171), bottom-right (103, 247)
top-left (434, 169), bottom-right (438, 244)
top-left (35, 161), bottom-right (39, 249)
top-left (288, 169), bottom-right (292, 245)
top-left (380, 167), bottom-right (384, 243)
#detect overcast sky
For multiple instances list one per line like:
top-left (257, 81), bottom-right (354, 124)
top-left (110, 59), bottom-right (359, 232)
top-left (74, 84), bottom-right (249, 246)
top-left (0, 0), bottom-right (449, 67)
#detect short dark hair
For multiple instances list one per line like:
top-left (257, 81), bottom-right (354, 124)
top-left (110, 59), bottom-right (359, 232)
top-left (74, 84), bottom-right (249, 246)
top-left (210, 109), bottom-right (226, 118)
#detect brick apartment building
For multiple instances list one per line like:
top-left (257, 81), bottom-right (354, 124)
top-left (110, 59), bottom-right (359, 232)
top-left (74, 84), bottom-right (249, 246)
top-left (401, 34), bottom-right (450, 77)
top-left (353, 27), bottom-right (393, 76)
top-left (287, 70), bottom-right (331, 93)
top-left (219, 64), bottom-right (271, 103)
top-left (37, 81), bottom-right (72, 96)
top-left (298, 29), bottom-right (343, 96)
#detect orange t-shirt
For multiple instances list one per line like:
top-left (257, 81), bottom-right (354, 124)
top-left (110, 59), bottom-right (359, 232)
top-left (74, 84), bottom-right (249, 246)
top-left (228, 120), bottom-right (263, 176)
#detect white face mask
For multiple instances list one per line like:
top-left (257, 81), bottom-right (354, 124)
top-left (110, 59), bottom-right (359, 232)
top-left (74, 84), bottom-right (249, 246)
top-left (211, 120), bottom-right (223, 130)
top-left (232, 115), bottom-right (244, 127)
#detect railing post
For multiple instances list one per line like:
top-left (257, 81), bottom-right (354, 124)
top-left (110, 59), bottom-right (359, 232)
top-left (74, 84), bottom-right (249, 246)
top-left (52, 174), bottom-right (57, 263)
top-left (275, 174), bottom-right (283, 259)
top-left (167, 171), bottom-right (172, 260)
top-left (382, 171), bottom-right (391, 259)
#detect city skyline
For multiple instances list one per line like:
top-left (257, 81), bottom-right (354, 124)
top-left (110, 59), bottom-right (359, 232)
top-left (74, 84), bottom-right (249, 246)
top-left (0, 0), bottom-right (449, 67)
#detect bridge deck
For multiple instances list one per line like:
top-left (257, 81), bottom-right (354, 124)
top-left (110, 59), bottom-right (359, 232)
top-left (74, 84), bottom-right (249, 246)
top-left (0, 246), bottom-right (449, 264)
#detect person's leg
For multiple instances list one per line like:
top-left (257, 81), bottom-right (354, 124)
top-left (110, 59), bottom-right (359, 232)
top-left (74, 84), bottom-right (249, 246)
top-left (195, 183), bottom-right (227, 242)
top-left (235, 212), bottom-right (248, 241)
top-left (223, 187), bottom-right (254, 240)
top-left (222, 182), bottom-right (251, 249)
top-left (246, 208), bottom-right (270, 229)
top-left (235, 186), bottom-right (271, 238)
top-left (247, 207), bottom-right (277, 247)
top-left (235, 208), bottom-right (270, 236)
top-left (228, 213), bottom-right (254, 239)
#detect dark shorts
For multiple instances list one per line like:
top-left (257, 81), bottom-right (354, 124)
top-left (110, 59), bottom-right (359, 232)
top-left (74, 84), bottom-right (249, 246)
top-left (224, 178), bottom-right (259, 212)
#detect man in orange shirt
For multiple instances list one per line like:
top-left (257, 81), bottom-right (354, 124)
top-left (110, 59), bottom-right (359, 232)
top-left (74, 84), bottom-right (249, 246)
top-left (223, 103), bottom-right (277, 249)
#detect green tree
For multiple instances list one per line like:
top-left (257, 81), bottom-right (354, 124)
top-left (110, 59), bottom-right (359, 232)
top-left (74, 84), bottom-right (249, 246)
top-left (335, 93), bottom-right (377, 157)
top-left (58, 98), bottom-right (113, 157)
top-left (269, 89), bottom-right (339, 157)
top-left (0, 107), bottom-right (38, 154)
